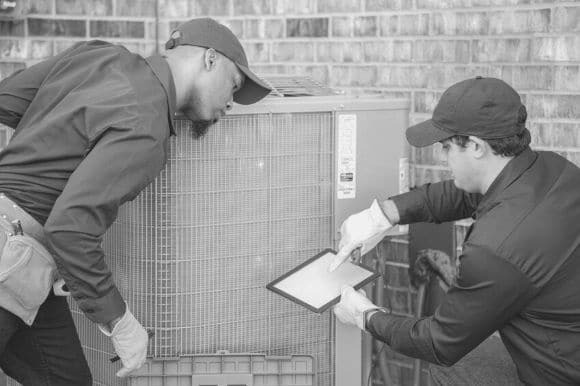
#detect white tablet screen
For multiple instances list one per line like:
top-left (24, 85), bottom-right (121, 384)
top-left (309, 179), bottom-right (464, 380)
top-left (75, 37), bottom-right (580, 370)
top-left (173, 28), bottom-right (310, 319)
top-left (267, 249), bottom-right (379, 313)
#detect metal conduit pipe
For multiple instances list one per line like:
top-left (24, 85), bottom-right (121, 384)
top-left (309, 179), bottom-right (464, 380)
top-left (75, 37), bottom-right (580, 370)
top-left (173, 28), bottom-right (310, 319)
top-left (413, 283), bottom-right (427, 386)
top-left (374, 243), bottom-right (393, 385)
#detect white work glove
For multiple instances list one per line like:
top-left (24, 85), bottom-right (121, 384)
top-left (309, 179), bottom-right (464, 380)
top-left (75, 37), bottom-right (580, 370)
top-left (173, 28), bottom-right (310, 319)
top-left (334, 286), bottom-right (378, 330)
top-left (329, 199), bottom-right (393, 272)
top-left (99, 307), bottom-right (148, 377)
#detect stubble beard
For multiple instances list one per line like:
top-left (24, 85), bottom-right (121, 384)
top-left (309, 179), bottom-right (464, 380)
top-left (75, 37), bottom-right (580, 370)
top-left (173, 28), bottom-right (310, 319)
top-left (183, 91), bottom-right (217, 139)
top-left (190, 119), bottom-right (215, 139)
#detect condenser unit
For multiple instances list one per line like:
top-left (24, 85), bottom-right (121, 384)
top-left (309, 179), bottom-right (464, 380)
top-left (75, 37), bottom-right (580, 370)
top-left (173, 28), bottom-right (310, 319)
top-left (6, 77), bottom-right (408, 386)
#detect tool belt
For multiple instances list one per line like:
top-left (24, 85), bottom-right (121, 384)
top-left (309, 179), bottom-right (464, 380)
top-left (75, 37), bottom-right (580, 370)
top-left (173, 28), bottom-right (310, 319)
top-left (0, 193), bottom-right (59, 325)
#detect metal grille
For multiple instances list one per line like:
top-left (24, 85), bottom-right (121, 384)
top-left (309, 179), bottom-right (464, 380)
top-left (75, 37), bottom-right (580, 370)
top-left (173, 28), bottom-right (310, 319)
top-left (264, 76), bottom-right (339, 98)
top-left (72, 111), bottom-right (336, 386)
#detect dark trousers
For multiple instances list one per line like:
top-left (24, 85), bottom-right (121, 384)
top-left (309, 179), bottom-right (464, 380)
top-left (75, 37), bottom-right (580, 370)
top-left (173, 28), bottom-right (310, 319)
top-left (0, 293), bottom-right (92, 386)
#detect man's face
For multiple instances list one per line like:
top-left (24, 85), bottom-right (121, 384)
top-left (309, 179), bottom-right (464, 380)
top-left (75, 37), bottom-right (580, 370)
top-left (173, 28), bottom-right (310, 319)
top-left (439, 138), bottom-right (480, 193)
top-left (181, 53), bottom-right (244, 138)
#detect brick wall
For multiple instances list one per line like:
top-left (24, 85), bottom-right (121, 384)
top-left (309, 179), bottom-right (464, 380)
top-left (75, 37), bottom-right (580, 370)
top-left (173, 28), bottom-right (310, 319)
top-left (0, 1), bottom-right (578, 385)
top-left (1, 2), bottom-right (577, 177)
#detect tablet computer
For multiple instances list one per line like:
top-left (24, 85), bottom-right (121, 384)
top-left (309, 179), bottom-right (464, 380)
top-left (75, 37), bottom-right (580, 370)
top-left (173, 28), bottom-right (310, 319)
top-left (266, 248), bottom-right (380, 313)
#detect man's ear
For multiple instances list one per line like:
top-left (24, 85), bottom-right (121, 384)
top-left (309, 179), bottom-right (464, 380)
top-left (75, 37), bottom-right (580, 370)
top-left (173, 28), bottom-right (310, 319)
top-left (204, 48), bottom-right (218, 70)
top-left (468, 136), bottom-right (488, 159)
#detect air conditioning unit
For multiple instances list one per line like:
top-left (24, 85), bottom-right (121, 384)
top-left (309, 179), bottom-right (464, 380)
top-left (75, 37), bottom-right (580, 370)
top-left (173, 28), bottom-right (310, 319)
top-left (8, 77), bottom-right (409, 386)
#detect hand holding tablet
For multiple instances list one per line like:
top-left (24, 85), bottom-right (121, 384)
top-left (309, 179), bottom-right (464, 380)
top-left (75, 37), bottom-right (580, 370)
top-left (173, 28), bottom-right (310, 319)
top-left (266, 249), bottom-right (380, 313)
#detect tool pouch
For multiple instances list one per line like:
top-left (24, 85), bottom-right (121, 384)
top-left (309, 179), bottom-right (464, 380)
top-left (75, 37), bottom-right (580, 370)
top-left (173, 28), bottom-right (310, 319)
top-left (0, 204), bottom-right (57, 326)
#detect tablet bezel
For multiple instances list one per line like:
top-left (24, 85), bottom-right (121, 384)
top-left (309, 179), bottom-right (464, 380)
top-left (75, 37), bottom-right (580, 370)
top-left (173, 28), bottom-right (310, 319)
top-left (266, 248), bottom-right (381, 313)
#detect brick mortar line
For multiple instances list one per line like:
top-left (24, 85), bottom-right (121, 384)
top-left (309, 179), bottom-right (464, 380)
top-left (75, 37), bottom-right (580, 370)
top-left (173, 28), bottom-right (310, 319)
top-left (0, 41), bottom-right (157, 49)
top-left (330, 84), bottom-right (580, 96)
top-left (282, 7), bottom-right (579, 17)
top-left (413, 165), bottom-right (450, 170)
top-left (155, 6), bottom-right (578, 20)
top-left (26, 5), bottom-right (580, 20)
top-left (413, 165), bottom-right (450, 171)
top-left (161, 9), bottom-right (580, 21)
top-left (387, 236), bottom-right (409, 242)
top-left (522, 91), bottom-right (580, 96)
top-left (337, 86), bottom-right (580, 95)
top-left (406, 115), bottom-right (580, 120)
top-left (17, 23), bottom-right (580, 40)
top-left (241, 34), bottom-right (580, 42)
top-left (26, 15), bottom-right (156, 22)
top-left (385, 261), bottom-right (410, 269)
top-left (537, 147), bottom-right (580, 152)
top-left (0, 36), bottom-right (155, 40)
top-left (264, 61), bottom-right (580, 66)
top-left (311, 63), bottom-right (580, 68)
top-left (413, 92), bottom-right (580, 96)
top-left (529, 119), bottom-right (580, 123)
top-left (154, 3), bottom-right (580, 18)
top-left (355, 89), bottom-right (580, 94)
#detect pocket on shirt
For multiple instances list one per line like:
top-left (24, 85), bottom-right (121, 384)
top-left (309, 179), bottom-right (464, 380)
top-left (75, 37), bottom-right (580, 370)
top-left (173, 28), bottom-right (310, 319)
top-left (0, 234), bottom-right (56, 310)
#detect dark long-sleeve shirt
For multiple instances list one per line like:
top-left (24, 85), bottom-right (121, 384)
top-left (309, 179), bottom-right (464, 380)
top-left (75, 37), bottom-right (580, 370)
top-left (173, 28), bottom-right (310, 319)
top-left (0, 40), bottom-right (176, 324)
top-left (368, 148), bottom-right (580, 385)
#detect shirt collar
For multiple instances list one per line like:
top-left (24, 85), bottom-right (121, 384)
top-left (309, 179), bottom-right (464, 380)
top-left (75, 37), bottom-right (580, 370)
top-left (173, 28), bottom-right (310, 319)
top-left (474, 148), bottom-right (537, 219)
top-left (145, 55), bottom-right (177, 136)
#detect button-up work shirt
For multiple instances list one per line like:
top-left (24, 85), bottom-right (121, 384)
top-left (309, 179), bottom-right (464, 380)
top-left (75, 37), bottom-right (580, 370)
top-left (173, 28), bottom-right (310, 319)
top-left (369, 149), bottom-right (580, 385)
top-left (0, 40), bottom-right (176, 324)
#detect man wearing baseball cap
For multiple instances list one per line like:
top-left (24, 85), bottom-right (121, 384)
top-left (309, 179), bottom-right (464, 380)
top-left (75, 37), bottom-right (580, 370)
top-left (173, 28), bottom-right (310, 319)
top-left (0, 18), bottom-right (270, 384)
top-left (330, 77), bottom-right (580, 385)
top-left (163, 18), bottom-right (271, 137)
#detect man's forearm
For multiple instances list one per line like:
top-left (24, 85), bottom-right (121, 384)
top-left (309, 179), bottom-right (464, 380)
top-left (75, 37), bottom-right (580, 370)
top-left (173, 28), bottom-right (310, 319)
top-left (367, 312), bottom-right (445, 365)
top-left (379, 199), bottom-right (400, 225)
top-left (387, 181), bottom-right (483, 224)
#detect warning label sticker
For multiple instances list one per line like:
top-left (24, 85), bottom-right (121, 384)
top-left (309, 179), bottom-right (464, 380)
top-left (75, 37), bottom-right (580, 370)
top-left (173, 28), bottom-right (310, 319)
top-left (337, 114), bottom-right (357, 199)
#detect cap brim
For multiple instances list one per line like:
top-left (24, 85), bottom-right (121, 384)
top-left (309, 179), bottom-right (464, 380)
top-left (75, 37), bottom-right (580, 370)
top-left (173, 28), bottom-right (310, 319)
top-left (234, 64), bottom-right (272, 105)
top-left (406, 119), bottom-right (454, 147)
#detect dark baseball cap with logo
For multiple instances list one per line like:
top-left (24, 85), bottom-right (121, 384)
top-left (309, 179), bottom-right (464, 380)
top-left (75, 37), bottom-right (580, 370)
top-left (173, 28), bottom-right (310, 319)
top-left (406, 77), bottom-right (527, 147)
top-left (165, 18), bottom-right (272, 105)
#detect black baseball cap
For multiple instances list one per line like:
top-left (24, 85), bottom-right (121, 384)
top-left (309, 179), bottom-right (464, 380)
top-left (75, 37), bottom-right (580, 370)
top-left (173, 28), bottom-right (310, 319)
top-left (165, 18), bottom-right (271, 105)
top-left (406, 77), bottom-right (527, 147)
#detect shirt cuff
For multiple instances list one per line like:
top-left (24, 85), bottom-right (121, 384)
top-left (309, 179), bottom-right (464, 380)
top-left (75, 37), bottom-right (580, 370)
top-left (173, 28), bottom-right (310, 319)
top-left (363, 307), bottom-right (389, 331)
top-left (76, 286), bottom-right (126, 325)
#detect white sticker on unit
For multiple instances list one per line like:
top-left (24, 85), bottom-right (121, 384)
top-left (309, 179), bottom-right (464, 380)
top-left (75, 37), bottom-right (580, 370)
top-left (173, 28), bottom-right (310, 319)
top-left (398, 157), bottom-right (410, 234)
top-left (337, 114), bottom-right (357, 199)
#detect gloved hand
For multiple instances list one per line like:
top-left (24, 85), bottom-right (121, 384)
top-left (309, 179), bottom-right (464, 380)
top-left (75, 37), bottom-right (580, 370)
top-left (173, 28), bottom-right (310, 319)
top-left (333, 286), bottom-right (378, 330)
top-left (329, 199), bottom-right (393, 272)
top-left (99, 307), bottom-right (148, 377)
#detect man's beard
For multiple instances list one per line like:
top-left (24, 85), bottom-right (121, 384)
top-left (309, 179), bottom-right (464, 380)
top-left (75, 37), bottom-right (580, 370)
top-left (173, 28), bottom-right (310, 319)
top-left (181, 94), bottom-right (217, 139)
top-left (190, 119), bottom-right (215, 139)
